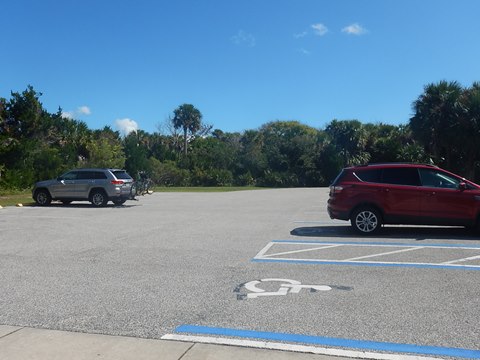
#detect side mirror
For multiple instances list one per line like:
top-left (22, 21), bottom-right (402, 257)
top-left (459, 182), bottom-right (467, 191)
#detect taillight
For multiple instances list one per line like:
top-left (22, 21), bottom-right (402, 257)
top-left (111, 180), bottom-right (124, 185)
top-left (332, 186), bottom-right (344, 193)
top-left (329, 185), bottom-right (345, 196)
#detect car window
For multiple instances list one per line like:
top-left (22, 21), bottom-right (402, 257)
top-left (355, 169), bottom-right (382, 183)
top-left (381, 168), bottom-right (421, 186)
top-left (94, 171), bottom-right (108, 179)
top-left (419, 169), bottom-right (461, 189)
top-left (60, 171), bottom-right (78, 180)
top-left (77, 171), bottom-right (95, 180)
top-left (112, 170), bottom-right (132, 180)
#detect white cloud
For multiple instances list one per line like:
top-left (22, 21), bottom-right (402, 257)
top-left (231, 30), bottom-right (256, 47)
top-left (342, 23), bottom-right (368, 35)
top-left (62, 111), bottom-right (74, 119)
top-left (62, 106), bottom-right (91, 119)
top-left (78, 106), bottom-right (91, 115)
top-left (294, 31), bottom-right (308, 39)
top-left (311, 23), bottom-right (329, 36)
top-left (298, 48), bottom-right (311, 55)
top-left (115, 118), bottom-right (139, 136)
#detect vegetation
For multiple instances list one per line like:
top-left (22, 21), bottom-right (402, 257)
top-left (1, 81), bottom-right (479, 193)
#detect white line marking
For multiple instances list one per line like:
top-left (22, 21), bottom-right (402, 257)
top-left (161, 334), bottom-right (442, 360)
top-left (254, 242), bottom-right (276, 259)
top-left (256, 256), bottom-right (480, 268)
top-left (344, 247), bottom-right (424, 261)
top-left (272, 241), bottom-right (480, 251)
top-left (263, 244), bottom-right (343, 258)
top-left (442, 254), bottom-right (480, 264)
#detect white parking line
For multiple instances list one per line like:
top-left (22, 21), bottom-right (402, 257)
top-left (442, 254), bottom-right (480, 264)
top-left (161, 334), bottom-right (442, 360)
top-left (344, 247), bottom-right (424, 261)
top-left (264, 244), bottom-right (343, 258)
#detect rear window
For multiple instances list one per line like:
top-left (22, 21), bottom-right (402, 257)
top-left (94, 171), bottom-right (108, 179)
top-left (112, 170), bottom-right (132, 180)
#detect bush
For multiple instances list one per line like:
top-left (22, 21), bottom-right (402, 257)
top-left (191, 168), bottom-right (233, 186)
top-left (149, 159), bottom-right (190, 186)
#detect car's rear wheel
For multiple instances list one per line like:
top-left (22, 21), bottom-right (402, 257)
top-left (351, 207), bottom-right (381, 235)
top-left (34, 189), bottom-right (52, 206)
top-left (90, 190), bottom-right (108, 207)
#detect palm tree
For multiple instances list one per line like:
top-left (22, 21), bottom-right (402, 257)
top-left (172, 104), bottom-right (202, 156)
top-left (410, 81), bottom-right (463, 168)
top-left (457, 82), bottom-right (480, 180)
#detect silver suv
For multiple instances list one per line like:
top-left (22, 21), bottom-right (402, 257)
top-left (32, 168), bottom-right (134, 207)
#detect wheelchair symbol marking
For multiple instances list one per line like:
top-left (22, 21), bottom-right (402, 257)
top-left (235, 278), bottom-right (341, 300)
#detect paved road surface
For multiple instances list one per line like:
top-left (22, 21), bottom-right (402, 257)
top-left (1, 188), bottom-right (479, 359)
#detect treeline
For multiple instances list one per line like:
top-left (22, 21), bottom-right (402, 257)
top-left (1, 81), bottom-right (479, 190)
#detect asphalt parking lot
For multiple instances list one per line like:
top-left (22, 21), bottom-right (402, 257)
top-left (1, 188), bottom-right (479, 359)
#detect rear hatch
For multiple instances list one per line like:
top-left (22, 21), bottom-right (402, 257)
top-left (111, 170), bottom-right (134, 195)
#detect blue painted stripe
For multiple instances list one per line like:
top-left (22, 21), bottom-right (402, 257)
top-left (272, 240), bottom-right (480, 249)
top-left (176, 325), bottom-right (480, 359)
top-left (252, 258), bottom-right (480, 270)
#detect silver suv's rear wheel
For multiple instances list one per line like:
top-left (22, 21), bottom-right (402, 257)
top-left (351, 207), bottom-right (381, 234)
top-left (90, 190), bottom-right (108, 207)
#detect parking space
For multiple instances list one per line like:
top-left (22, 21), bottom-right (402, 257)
top-left (253, 240), bottom-right (480, 270)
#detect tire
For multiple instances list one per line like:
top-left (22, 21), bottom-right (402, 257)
top-left (351, 207), bottom-right (382, 235)
top-left (113, 199), bottom-right (126, 206)
top-left (130, 184), bottom-right (137, 199)
top-left (90, 190), bottom-right (108, 207)
top-left (34, 189), bottom-right (52, 206)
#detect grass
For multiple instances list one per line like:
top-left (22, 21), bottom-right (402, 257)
top-left (0, 186), bottom-right (264, 207)
top-left (0, 190), bottom-right (34, 207)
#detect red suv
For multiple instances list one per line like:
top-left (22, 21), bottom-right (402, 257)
top-left (327, 163), bottom-right (480, 234)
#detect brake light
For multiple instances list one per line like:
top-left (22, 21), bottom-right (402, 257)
top-left (111, 180), bottom-right (124, 185)
top-left (332, 186), bottom-right (344, 193)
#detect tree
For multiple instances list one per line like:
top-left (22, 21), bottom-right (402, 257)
top-left (258, 121), bottom-right (320, 187)
top-left (172, 104), bottom-right (203, 156)
top-left (82, 128), bottom-right (125, 169)
top-left (123, 131), bottom-right (149, 177)
top-left (410, 81), bottom-right (463, 169)
top-left (325, 120), bottom-right (369, 166)
top-left (456, 82), bottom-right (480, 180)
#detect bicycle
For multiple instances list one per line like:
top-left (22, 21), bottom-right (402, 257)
top-left (133, 171), bottom-right (153, 197)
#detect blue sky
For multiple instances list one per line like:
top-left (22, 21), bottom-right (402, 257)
top-left (2, 0), bottom-right (480, 135)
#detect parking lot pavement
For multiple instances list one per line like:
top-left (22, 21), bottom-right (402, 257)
top-left (1, 188), bottom-right (480, 359)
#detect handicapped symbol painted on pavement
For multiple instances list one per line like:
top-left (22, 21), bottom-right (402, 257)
top-left (234, 278), bottom-right (352, 300)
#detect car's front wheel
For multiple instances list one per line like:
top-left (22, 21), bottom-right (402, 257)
top-left (351, 207), bottom-right (381, 235)
top-left (34, 189), bottom-right (52, 206)
top-left (90, 190), bottom-right (108, 207)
